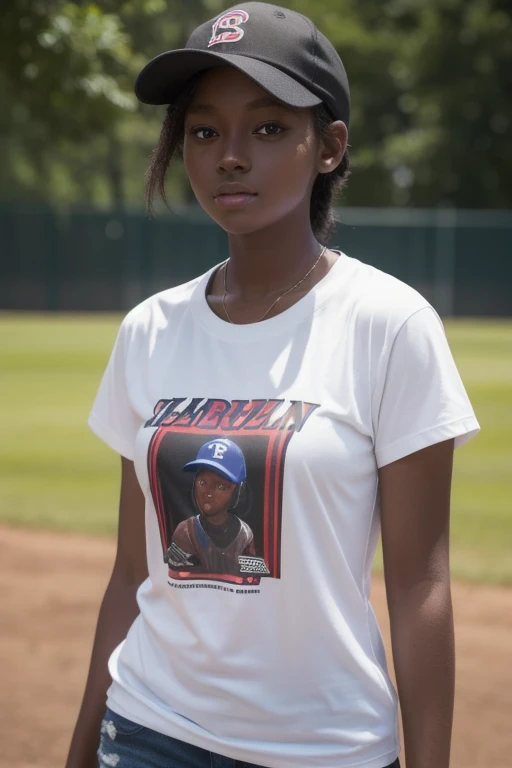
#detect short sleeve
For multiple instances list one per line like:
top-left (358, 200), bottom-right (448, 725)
top-left (88, 317), bottom-right (141, 460)
top-left (374, 307), bottom-right (480, 468)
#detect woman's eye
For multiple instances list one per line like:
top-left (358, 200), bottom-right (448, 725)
top-left (191, 127), bottom-right (217, 140)
top-left (198, 479), bottom-right (206, 486)
top-left (218, 484), bottom-right (227, 491)
top-left (254, 122), bottom-right (284, 136)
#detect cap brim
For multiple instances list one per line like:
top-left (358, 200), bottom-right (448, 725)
top-left (135, 49), bottom-right (322, 110)
top-left (182, 459), bottom-right (238, 483)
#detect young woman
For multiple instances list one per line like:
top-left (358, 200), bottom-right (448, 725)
top-left (66, 4), bottom-right (480, 768)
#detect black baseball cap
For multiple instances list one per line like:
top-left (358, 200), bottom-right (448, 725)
top-left (135, 2), bottom-right (350, 126)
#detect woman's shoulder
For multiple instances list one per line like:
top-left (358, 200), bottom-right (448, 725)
top-left (118, 265), bottom-right (217, 338)
top-left (336, 253), bottom-right (434, 333)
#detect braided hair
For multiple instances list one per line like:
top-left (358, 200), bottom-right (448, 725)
top-left (145, 77), bottom-right (350, 245)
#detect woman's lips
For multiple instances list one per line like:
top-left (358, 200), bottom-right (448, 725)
top-left (214, 193), bottom-right (258, 209)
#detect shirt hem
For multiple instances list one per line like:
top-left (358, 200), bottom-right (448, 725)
top-left (106, 690), bottom-right (400, 768)
top-left (376, 414), bottom-right (480, 468)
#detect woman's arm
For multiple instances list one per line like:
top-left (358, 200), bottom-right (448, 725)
top-left (65, 457), bottom-right (148, 768)
top-left (379, 438), bottom-right (455, 768)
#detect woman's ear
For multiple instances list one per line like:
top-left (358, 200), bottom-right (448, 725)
top-left (317, 121), bottom-right (348, 175)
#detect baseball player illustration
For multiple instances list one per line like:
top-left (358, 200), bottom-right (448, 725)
top-left (164, 438), bottom-right (262, 576)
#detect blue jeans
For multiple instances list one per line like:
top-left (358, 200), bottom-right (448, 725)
top-left (98, 706), bottom-right (400, 768)
top-left (98, 707), bottom-right (269, 768)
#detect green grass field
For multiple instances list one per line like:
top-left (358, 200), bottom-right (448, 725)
top-left (0, 315), bottom-right (511, 585)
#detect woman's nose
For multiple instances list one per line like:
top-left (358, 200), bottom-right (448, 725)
top-left (216, 137), bottom-right (251, 174)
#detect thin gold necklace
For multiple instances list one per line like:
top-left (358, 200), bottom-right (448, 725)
top-left (222, 245), bottom-right (326, 324)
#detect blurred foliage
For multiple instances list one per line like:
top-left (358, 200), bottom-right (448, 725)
top-left (0, 0), bottom-right (511, 208)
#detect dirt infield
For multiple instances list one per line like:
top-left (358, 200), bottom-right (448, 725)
top-left (1, 527), bottom-right (511, 768)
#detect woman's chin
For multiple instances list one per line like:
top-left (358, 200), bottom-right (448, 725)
top-left (203, 207), bottom-right (274, 236)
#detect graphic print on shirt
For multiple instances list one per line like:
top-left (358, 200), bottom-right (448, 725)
top-left (145, 397), bottom-right (319, 587)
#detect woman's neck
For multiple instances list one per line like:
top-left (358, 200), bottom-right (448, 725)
top-left (205, 206), bottom-right (339, 323)
top-left (226, 216), bottom-right (321, 301)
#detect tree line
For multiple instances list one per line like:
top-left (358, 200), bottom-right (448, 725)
top-left (1, 0), bottom-right (511, 209)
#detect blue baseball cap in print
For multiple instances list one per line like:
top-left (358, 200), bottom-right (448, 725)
top-left (183, 438), bottom-right (247, 484)
top-left (135, 2), bottom-right (350, 126)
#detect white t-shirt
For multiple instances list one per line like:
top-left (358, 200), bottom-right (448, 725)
top-left (89, 253), bottom-right (479, 768)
